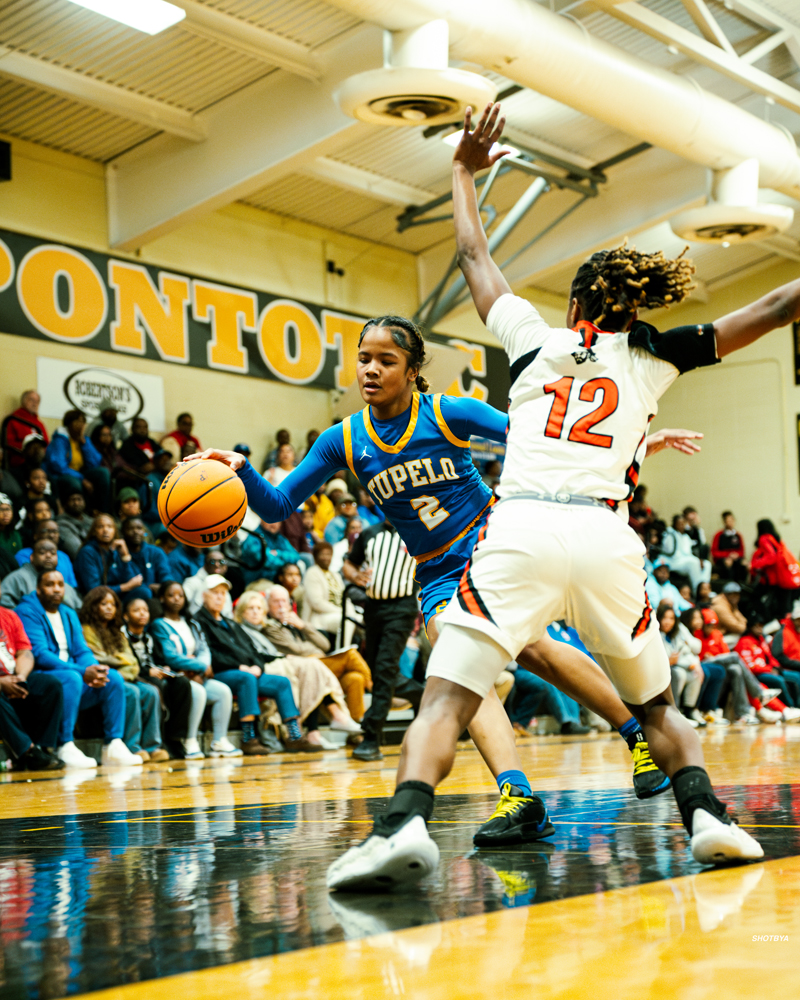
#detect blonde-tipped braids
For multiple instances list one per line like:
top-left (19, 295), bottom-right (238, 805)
top-left (570, 244), bottom-right (695, 331)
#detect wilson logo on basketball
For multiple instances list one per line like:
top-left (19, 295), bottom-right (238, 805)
top-left (200, 523), bottom-right (240, 545)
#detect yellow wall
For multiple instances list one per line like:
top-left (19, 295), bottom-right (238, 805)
top-left (0, 133), bottom-right (420, 464)
top-left (642, 259), bottom-right (800, 553)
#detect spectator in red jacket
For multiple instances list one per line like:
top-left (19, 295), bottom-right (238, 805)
top-left (711, 511), bottom-right (747, 582)
top-left (766, 603), bottom-right (800, 707)
top-left (751, 519), bottom-right (800, 621)
top-left (736, 619), bottom-right (798, 708)
top-left (694, 608), bottom-right (779, 724)
top-left (4, 391), bottom-right (50, 475)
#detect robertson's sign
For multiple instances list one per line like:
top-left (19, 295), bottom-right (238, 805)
top-left (0, 228), bottom-right (510, 408)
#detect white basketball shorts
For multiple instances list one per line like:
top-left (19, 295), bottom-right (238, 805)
top-left (434, 498), bottom-right (670, 704)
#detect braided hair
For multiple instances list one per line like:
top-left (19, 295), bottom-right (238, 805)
top-left (570, 244), bottom-right (695, 331)
top-left (359, 315), bottom-right (430, 393)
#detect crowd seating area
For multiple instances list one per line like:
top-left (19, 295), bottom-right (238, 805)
top-left (2, 390), bottom-right (800, 772)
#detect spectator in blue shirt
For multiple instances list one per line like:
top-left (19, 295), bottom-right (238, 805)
top-left (646, 557), bottom-right (693, 614)
top-left (120, 517), bottom-right (171, 594)
top-left (241, 520), bottom-right (300, 585)
top-left (15, 569), bottom-right (140, 767)
top-left (16, 519), bottom-right (77, 588)
top-left (44, 410), bottom-right (111, 513)
top-left (323, 494), bottom-right (358, 544)
top-left (75, 514), bottom-right (150, 603)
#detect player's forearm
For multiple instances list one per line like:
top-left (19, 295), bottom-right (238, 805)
top-left (453, 162), bottom-right (490, 269)
top-left (238, 461), bottom-right (293, 522)
top-left (715, 276), bottom-right (800, 357)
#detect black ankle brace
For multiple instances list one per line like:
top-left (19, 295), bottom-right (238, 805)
top-left (672, 766), bottom-right (730, 833)
top-left (373, 781), bottom-right (434, 837)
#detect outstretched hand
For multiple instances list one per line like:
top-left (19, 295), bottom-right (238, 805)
top-left (645, 428), bottom-right (703, 458)
top-left (184, 448), bottom-right (246, 472)
top-left (452, 103), bottom-right (510, 175)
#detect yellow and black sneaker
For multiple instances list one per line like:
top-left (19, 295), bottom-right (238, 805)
top-left (473, 784), bottom-right (555, 847)
top-left (631, 740), bottom-right (671, 799)
top-left (475, 844), bottom-right (554, 908)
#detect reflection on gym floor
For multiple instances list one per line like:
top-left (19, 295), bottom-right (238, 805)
top-left (1, 774), bottom-right (797, 999)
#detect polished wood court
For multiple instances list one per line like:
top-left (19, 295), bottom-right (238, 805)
top-left (1, 726), bottom-right (798, 1000)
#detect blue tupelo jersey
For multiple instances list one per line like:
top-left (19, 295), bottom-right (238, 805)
top-left (239, 393), bottom-right (507, 562)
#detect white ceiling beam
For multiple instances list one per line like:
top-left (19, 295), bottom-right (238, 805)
top-left (303, 157), bottom-right (438, 205)
top-left (679, 0), bottom-right (736, 55)
top-left (594, 1), bottom-right (800, 115)
top-left (741, 28), bottom-right (791, 65)
top-left (106, 26), bottom-right (383, 250)
top-left (171, 0), bottom-right (321, 80)
top-left (0, 46), bottom-right (205, 142)
top-left (726, 0), bottom-right (800, 69)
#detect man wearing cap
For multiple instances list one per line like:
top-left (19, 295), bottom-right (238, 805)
top-left (184, 550), bottom-right (234, 617)
top-left (646, 557), bottom-right (692, 614)
top-left (711, 582), bottom-right (747, 645)
top-left (86, 397), bottom-right (128, 450)
top-left (241, 520), bottom-right (301, 586)
top-left (56, 487), bottom-right (94, 560)
top-left (1, 539), bottom-right (81, 610)
top-left (0, 578), bottom-right (65, 771)
top-left (323, 494), bottom-right (359, 545)
top-left (4, 391), bottom-right (49, 474)
top-left (313, 479), bottom-right (345, 537)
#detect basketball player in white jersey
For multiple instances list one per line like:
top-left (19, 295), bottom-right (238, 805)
top-left (327, 103), bottom-right (791, 891)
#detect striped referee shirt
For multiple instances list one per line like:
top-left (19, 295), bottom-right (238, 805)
top-left (348, 522), bottom-right (417, 601)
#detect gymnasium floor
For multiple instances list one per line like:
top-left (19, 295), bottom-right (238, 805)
top-left (0, 727), bottom-right (798, 1000)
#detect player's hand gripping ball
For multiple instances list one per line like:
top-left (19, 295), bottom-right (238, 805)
top-left (157, 459), bottom-right (247, 547)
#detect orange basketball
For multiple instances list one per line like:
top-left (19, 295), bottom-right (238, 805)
top-left (157, 459), bottom-right (247, 548)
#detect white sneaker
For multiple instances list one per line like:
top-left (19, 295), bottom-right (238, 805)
top-left (209, 737), bottom-right (243, 758)
top-left (685, 716), bottom-right (700, 728)
top-left (327, 815), bottom-right (440, 892)
top-left (690, 808), bottom-right (764, 865)
top-left (330, 717), bottom-right (363, 734)
top-left (760, 688), bottom-right (781, 703)
top-left (102, 739), bottom-right (144, 766)
top-left (735, 713), bottom-right (761, 726)
top-left (181, 737), bottom-right (205, 759)
top-left (757, 706), bottom-right (781, 724)
top-left (57, 741), bottom-right (97, 769)
top-left (781, 706), bottom-right (800, 722)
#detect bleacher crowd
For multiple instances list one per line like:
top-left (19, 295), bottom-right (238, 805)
top-left (2, 389), bottom-right (799, 772)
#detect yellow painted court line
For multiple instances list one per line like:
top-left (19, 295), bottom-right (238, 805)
top-left (19, 826), bottom-right (64, 832)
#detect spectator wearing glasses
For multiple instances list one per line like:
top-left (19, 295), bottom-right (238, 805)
top-left (323, 494), bottom-right (358, 544)
top-left (183, 550), bottom-right (233, 617)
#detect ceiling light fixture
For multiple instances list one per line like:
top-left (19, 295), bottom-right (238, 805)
top-left (66, 0), bottom-right (185, 35)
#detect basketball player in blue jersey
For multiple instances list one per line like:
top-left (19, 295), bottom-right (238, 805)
top-left (192, 317), bottom-right (701, 846)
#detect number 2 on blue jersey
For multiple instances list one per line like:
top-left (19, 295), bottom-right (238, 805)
top-left (410, 495), bottom-right (451, 531)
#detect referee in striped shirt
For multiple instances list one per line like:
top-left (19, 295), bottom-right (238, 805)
top-left (343, 520), bottom-right (423, 762)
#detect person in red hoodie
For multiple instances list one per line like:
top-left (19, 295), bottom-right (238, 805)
top-left (765, 604), bottom-right (800, 707)
top-left (711, 511), bottom-right (746, 583)
top-left (4, 391), bottom-right (50, 477)
top-left (695, 608), bottom-right (786, 724)
top-left (750, 519), bottom-right (800, 621)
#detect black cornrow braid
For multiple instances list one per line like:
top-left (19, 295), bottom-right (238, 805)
top-left (359, 314), bottom-right (431, 393)
top-left (570, 244), bottom-right (696, 331)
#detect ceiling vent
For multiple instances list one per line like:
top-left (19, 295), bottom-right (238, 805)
top-left (334, 20), bottom-right (496, 127)
top-left (670, 159), bottom-right (794, 243)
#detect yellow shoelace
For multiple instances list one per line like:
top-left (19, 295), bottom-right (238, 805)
top-left (632, 742), bottom-right (659, 775)
top-left (487, 783), bottom-right (530, 820)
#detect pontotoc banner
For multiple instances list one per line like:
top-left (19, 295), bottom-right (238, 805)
top-left (0, 228), bottom-right (510, 409)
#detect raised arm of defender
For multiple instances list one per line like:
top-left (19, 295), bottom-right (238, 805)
top-left (452, 104), bottom-right (513, 324)
top-left (714, 277), bottom-right (800, 357)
